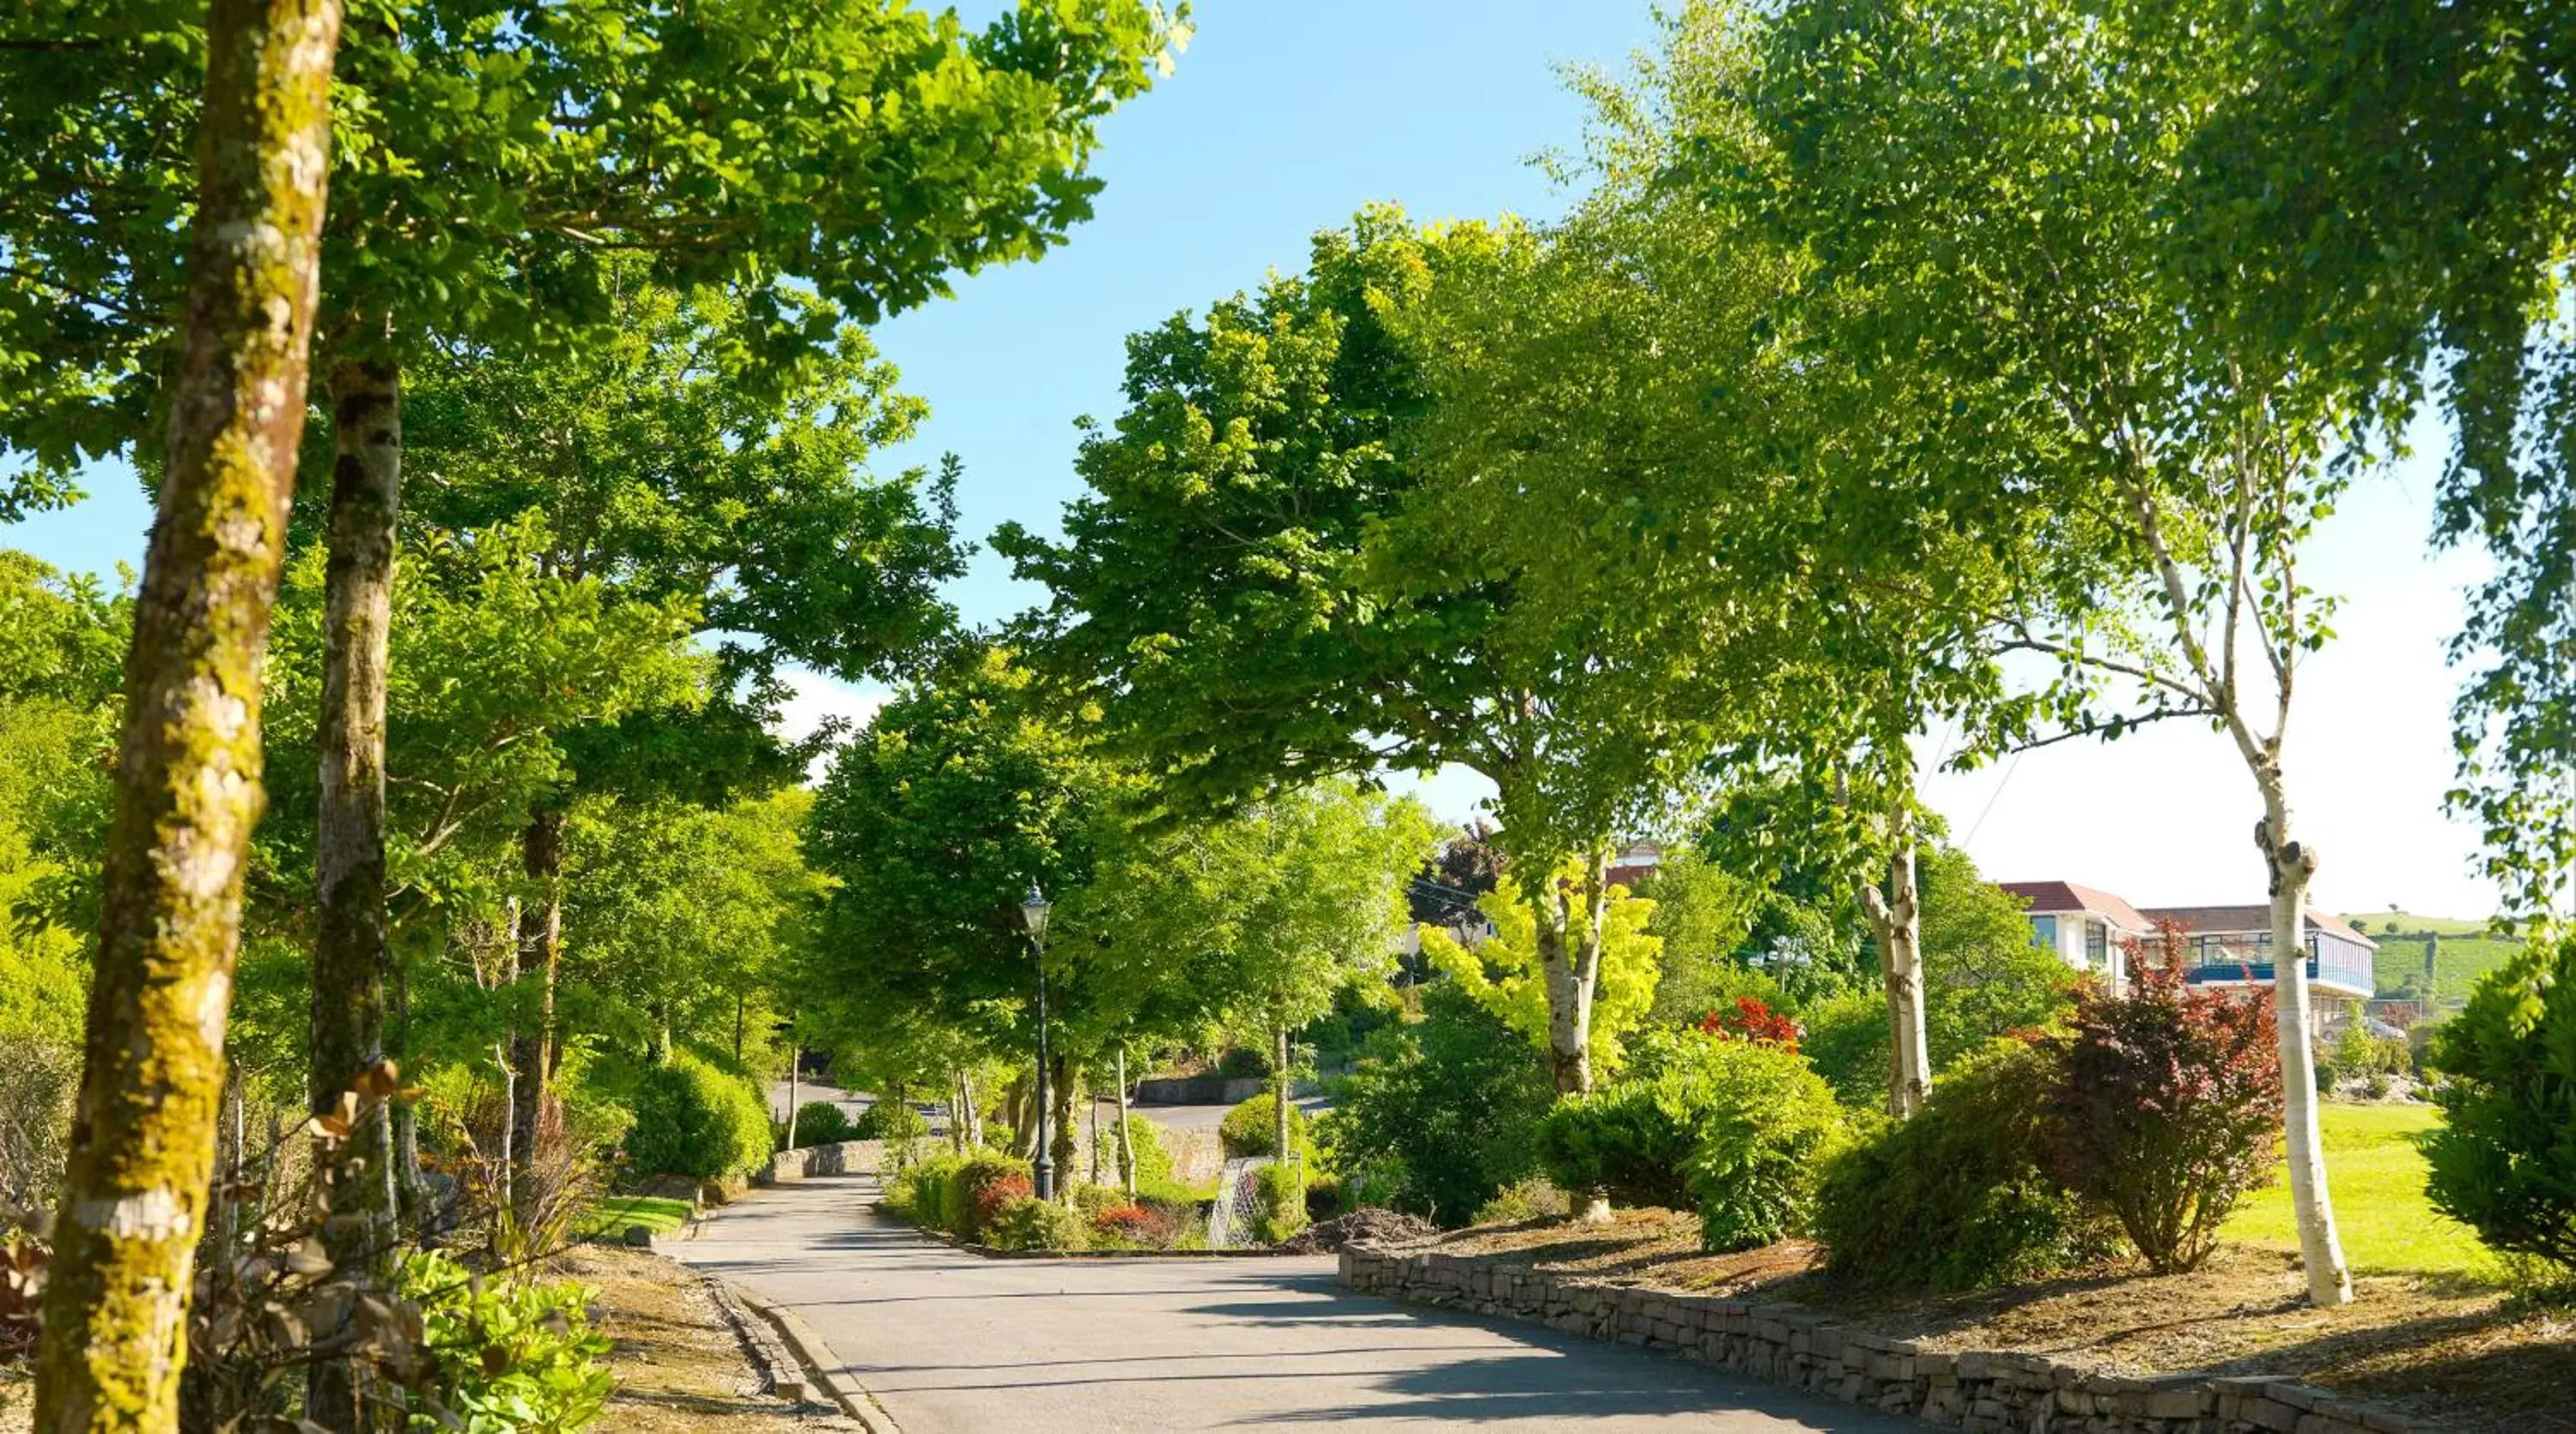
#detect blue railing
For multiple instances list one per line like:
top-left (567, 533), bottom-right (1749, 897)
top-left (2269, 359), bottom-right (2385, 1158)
top-left (2184, 952), bottom-right (2374, 994)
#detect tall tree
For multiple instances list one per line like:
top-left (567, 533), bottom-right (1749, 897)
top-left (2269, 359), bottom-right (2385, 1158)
top-left (0, 5), bottom-right (1181, 1343)
top-left (1493, 8), bottom-right (2070, 1117)
top-left (802, 649), bottom-right (1127, 1168)
top-left (1193, 781), bottom-right (1435, 1183)
top-left (1005, 214), bottom-right (1723, 1112)
top-left (1747, 0), bottom-right (2361, 1303)
top-left (30, 2), bottom-right (345, 1428)
top-left (2184, 3), bottom-right (2576, 909)
top-left (392, 273), bottom-right (968, 1210)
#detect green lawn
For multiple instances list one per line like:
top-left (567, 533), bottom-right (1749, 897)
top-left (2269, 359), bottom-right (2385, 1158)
top-left (2221, 1103), bottom-right (2497, 1279)
top-left (580, 1194), bottom-right (693, 1238)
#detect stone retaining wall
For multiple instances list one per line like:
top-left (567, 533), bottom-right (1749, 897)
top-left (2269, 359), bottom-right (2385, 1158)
top-left (758, 1139), bottom-right (885, 1183)
top-left (1340, 1244), bottom-right (2426, 1434)
top-left (1132, 1076), bottom-right (1327, 1106)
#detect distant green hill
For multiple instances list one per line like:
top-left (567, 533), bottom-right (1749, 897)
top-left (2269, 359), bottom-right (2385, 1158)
top-left (2330, 911), bottom-right (2528, 1005)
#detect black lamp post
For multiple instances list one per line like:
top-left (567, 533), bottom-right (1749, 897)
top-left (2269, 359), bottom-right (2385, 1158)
top-left (1020, 882), bottom-right (1054, 1201)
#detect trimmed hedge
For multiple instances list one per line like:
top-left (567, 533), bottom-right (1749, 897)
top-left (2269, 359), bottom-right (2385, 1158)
top-left (881, 1148), bottom-right (1039, 1243)
top-left (629, 1052), bottom-right (772, 1182)
top-left (989, 1196), bottom-right (1090, 1252)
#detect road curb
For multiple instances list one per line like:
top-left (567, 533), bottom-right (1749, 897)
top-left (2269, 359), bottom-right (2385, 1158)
top-left (726, 1281), bottom-right (903, 1434)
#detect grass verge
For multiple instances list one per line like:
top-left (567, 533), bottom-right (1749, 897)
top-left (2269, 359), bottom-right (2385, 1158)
top-left (581, 1194), bottom-right (694, 1239)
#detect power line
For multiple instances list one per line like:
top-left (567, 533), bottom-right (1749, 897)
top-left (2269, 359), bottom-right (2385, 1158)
top-left (1963, 747), bottom-right (2026, 848)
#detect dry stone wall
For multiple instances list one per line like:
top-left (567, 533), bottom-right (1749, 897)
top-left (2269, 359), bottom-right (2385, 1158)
top-left (1340, 1243), bottom-right (2428, 1434)
top-left (757, 1139), bottom-right (885, 1183)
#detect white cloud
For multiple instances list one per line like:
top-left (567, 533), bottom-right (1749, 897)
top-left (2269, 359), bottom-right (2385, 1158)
top-left (773, 667), bottom-right (889, 781)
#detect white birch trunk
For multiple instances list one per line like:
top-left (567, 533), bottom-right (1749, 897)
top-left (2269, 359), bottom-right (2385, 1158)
top-left (2259, 794), bottom-right (2353, 1307)
top-left (1858, 805), bottom-right (1930, 1117)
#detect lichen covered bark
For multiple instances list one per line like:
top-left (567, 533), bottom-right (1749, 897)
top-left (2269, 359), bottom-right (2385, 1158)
top-left (508, 805), bottom-right (563, 1220)
top-left (308, 352), bottom-right (401, 1430)
top-left (36, 2), bottom-right (344, 1430)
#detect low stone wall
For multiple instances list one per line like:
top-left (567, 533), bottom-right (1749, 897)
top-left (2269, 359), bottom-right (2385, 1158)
top-left (1133, 1076), bottom-right (1323, 1105)
top-left (1340, 1244), bottom-right (2427, 1434)
top-left (759, 1139), bottom-right (886, 1183)
top-left (1134, 1075), bottom-right (1267, 1105)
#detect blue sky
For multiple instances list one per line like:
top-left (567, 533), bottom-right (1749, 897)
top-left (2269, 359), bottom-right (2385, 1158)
top-left (0, 0), bottom-right (2510, 918)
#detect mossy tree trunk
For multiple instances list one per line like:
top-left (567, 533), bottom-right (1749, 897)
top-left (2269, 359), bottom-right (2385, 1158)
top-left (1046, 1054), bottom-right (1078, 1201)
top-left (508, 805), bottom-right (563, 1222)
top-left (35, 3), bottom-right (344, 1428)
top-left (307, 352), bottom-right (402, 1431)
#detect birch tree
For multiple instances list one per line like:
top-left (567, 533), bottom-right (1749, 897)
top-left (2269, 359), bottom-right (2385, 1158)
top-left (1747, 0), bottom-right (2360, 1303)
top-left (28, 2), bottom-right (345, 1427)
top-left (2183, 1), bottom-right (2576, 911)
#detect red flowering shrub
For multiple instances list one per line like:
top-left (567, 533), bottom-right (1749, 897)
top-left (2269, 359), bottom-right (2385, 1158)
top-left (1700, 996), bottom-right (1803, 1052)
top-left (2046, 960), bottom-right (2281, 1272)
top-left (969, 1170), bottom-right (1036, 1237)
top-left (1092, 1202), bottom-right (1176, 1246)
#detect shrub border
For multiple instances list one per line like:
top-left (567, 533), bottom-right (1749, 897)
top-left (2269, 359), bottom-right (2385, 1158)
top-left (1340, 1243), bottom-right (2433, 1434)
top-left (884, 1213), bottom-right (1315, 1260)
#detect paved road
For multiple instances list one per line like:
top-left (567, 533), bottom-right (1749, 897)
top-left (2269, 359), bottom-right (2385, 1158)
top-left (677, 1175), bottom-right (1921, 1432)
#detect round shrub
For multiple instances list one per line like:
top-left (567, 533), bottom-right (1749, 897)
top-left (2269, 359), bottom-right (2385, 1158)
top-left (1092, 1113), bottom-right (1176, 1188)
top-left (945, 1150), bottom-right (1036, 1242)
top-left (792, 1100), bottom-right (854, 1147)
top-left (1534, 1080), bottom-right (1696, 1212)
top-left (1219, 1092), bottom-right (1313, 1161)
top-left (850, 1099), bottom-right (931, 1141)
top-left (2046, 963), bottom-right (2281, 1273)
top-left (1816, 1041), bottom-right (2125, 1291)
top-left (1539, 1028), bottom-right (1844, 1250)
top-left (1473, 1176), bottom-right (1570, 1226)
top-left (1673, 1039), bottom-right (1846, 1249)
top-left (1318, 983), bottom-right (1556, 1225)
top-left (2426, 935), bottom-right (2576, 1281)
top-left (988, 1195), bottom-right (1089, 1252)
top-left (629, 1052), bottom-right (772, 1182)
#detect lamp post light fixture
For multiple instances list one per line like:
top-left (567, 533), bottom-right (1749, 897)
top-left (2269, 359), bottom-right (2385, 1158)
top-left (1020, 882), bottom-right (1054, 1202)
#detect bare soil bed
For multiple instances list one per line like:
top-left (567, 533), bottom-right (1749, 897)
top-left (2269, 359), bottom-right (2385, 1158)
top-left (560, 1245), bottom-right (848, 1434)
top-left (1412, 1212), bottom-right (2576, 1431)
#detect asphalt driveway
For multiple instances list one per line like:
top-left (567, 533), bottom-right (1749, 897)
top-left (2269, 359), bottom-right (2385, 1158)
top-left (677, 1175), bottom-right (1920, 1432)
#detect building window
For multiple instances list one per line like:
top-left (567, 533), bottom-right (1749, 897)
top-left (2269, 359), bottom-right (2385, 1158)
top-left (2086, 919), bottom-right (2107, 967)
top-left (2030, 915), bottom-right (2056, 951)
